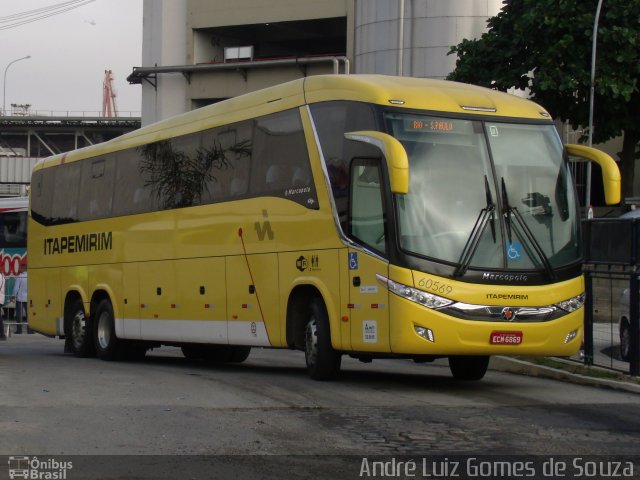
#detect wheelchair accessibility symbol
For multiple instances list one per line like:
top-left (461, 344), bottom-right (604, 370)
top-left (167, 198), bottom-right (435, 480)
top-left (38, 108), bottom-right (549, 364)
top-left (506, 241), bottom-right (522, 261)
top-left (349, 252), bottom-right (359, 270)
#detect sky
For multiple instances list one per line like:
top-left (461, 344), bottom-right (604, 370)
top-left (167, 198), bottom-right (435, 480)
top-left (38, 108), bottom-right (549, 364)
top-left (1, 0), bottom-right (143, 115)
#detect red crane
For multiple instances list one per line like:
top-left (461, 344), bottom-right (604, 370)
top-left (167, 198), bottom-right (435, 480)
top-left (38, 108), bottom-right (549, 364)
top-left (102, 69), bottom-right (118, 117)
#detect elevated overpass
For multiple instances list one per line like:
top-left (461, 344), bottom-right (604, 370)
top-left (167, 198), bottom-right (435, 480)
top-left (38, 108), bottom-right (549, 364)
top-left (0, 113), bottom-right (141, 193)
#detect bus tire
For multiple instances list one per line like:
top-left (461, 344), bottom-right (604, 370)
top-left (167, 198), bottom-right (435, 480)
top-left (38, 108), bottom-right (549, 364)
top-left (93, 299), bottom-right (122, 361)
top-left (227, 346), bottom-right (251, 363)
top-left (181, 345), bottom-right (204, 360)
top-left (68, 298), bottom-right (95, 358)
top-left (448, 355), bottom-right (489, 381)
top-left (304, 298), bottom-right (341, 380)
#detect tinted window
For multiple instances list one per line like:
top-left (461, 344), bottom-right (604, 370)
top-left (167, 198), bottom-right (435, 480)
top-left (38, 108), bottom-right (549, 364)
top-left (31, 170), bottom-right (53, 224)
top-left (112, 148), bottom-right (158, 216)
top-left (252, 109), bottom-right (316, 208)
top-left (0, 212), bottom-right (27, 248)
top-left (78, 158), bottom-right (116, 221)
top-left (200, 122), bottom-right (253, 203)
top-left (350, 158), bottom-right (386, 254)
top-left (50, 162), bottom-right (81, 223)
top-left (310, 101), bottom-right (378, 231)
top-left (31, 108), bottom-right (318, 226)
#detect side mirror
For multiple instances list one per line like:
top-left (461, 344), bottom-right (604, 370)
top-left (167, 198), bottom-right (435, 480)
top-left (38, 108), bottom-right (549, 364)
top-left (344, 131), bottom-right (408, 194)
top-left (565, 144), bottom-right (621, 205)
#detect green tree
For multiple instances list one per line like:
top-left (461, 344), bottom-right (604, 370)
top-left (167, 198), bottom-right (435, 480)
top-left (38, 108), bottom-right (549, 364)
top-left (448, 0), bottom-right (640, 200)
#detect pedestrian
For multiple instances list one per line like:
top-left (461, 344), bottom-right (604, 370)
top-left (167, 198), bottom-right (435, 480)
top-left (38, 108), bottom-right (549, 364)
top-left (12, 260), bottom-right (29, 334)
top-left (0, 268), bottom-right (6, 340)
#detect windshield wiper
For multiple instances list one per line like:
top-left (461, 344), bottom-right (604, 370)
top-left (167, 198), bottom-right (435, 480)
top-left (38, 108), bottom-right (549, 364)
top-left (454, 175), bottom-right (496, 277)
top-left (501, 177), bottom-right (512, 243)
top-left (486, 175), bottom-right (497, 243)
top-left (501, 178), bottom-right (556, 281)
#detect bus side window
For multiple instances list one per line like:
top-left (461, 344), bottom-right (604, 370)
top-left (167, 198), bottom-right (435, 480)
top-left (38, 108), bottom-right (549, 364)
top-left (51, 162), bottom-right (81, 223)
top-left (201, 122), bottom-right (253, 203)
top-left (31, 170), bottom-right (53, 225)
top-left (310, 101), bottom-right (378, 226)
top-left (78, 158), bottom-right (115, 221)
top-left (252, 109), bottom-right (317, 207)
top-left (349, 158), bottom-right (387, 254)
top-left (230, 176), bottom-right (248, 197)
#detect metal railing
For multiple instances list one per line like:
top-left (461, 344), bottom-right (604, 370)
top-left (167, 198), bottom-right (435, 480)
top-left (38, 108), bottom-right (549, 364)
top-left (0, 109), bottom-right (141, 118)
top-left (580, 218), bottom-right (640, 376)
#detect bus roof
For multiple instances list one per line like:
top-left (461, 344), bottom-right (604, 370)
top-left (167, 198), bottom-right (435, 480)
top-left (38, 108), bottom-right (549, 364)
top-left (33, 75), bottom-right (550, 171)
top-left (303, 74), bottom-right (549, 120)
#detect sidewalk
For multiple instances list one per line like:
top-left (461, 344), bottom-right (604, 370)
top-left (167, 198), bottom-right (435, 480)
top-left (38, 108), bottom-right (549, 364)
top-left (491, 355), bottom-right (640, 395)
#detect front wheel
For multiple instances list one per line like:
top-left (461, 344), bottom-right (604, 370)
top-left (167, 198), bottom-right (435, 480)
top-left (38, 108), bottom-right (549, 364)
top-left (94, 299), bottom-right (122, 361)
top-left (304, 298), bottom-right (341, 380)
top-left (448, 355), bottom-right (490, 381)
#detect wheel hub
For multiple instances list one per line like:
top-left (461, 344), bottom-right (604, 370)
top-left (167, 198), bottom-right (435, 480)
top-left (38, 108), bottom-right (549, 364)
top-left (305, 317), bottom-right (318, 365)
top-left (97, 311), bottom-right (111, 350)
top-left (71, 311), bottom-right (86, 349)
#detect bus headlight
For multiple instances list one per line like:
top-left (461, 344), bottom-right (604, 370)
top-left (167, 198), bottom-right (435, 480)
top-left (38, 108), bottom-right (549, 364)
top-left (376, 274), bottom-right (453, 309)
top-left (554, 293), bottom-right (585, 313)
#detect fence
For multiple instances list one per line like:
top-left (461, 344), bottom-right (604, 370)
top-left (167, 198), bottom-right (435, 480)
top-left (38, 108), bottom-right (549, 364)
top-left (580, 218), bottom-right (640, 376)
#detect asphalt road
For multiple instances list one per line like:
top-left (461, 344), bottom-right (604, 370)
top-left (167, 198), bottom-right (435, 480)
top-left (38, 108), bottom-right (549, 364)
top-left (1, 335), bottom-right (639, 479)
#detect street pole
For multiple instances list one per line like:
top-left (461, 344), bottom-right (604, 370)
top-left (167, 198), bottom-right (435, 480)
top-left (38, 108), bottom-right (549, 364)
top-left (585, 0), bottom-right (603, 217)
top-left (397, 0), bottom-right (405, 76)
top-left (2, 55), bottom-right (31, 116)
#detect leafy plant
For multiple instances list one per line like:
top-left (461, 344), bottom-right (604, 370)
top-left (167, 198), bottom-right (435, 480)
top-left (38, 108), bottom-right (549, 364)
top-left (139, 138), bottom-right (252, 209)
top-left (448, 0), bottom-right (640, 199)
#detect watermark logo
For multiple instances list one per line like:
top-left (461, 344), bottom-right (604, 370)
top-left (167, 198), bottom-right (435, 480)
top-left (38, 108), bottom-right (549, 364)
top-left (8, 456), bottom-right (73, 479)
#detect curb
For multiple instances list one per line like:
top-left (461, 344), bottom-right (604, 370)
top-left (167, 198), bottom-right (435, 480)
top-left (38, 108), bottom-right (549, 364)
top-left (490, 356), bottom-right (640, 395)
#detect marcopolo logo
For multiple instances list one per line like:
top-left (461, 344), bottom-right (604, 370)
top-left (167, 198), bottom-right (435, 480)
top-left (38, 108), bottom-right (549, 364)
top-left (8, 456), bottom-right (73, 479)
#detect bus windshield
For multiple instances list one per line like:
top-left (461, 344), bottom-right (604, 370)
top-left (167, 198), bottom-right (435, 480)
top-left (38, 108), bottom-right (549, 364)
top-left (384, 113), bottom-right (580, 272)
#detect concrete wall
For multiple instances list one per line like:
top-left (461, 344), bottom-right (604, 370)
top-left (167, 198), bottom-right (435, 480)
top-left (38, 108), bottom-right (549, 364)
top-left (354, 0), bottom-right (502, 78)
top-left (140, 0), bottom-right (500, 123)
top-left (186, 0), bottom-right (354, 104)
top-left (188, 0), bottom-right (351, 28)
top-left (141, 0), bottom-right (189, 126)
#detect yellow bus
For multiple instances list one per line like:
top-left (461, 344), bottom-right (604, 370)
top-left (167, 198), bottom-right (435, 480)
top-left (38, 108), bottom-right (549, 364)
top-left (28, 75), bottom-right (620, 380)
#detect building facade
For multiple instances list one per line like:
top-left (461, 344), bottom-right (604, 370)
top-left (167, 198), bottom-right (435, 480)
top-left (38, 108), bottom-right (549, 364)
top-left (132, 0), bottom-right (502, 125)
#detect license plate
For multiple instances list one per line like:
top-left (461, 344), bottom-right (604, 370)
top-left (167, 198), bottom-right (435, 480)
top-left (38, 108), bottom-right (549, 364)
top-left (490, 331), bottom-right (523, 345)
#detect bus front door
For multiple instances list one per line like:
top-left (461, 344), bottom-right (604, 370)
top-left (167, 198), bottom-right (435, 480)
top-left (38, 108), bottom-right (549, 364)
top-left (347, 158), bottom-right (391, 352)
top-left (348, 252), bottom-right (389, 352)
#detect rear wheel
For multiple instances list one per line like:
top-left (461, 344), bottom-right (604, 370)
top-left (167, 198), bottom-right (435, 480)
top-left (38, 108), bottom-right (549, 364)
top-left (68, 299), bottom-right (94, 357)
top-left (225, 346), bottom-right (251, 363)
top-left (181, 345), bottom-right (204, 360)
top-left (94, 299), bottom-right (122, 361)
top-left (304, 298), bottom-right (341, 380)
top-left (448, 355), bottom-right (490, 381)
